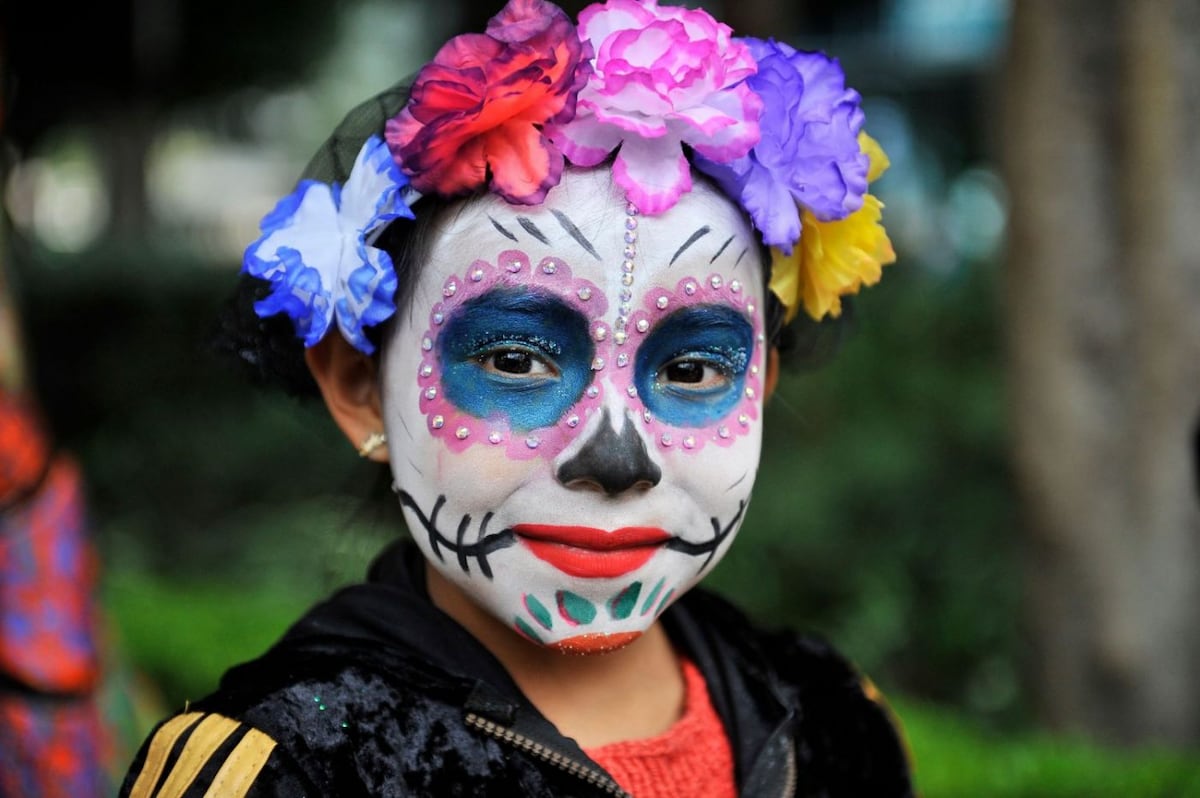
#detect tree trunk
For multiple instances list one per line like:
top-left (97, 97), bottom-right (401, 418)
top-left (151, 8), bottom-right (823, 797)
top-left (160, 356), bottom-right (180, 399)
top-left (1004, 0), bottom-right (1200, 745)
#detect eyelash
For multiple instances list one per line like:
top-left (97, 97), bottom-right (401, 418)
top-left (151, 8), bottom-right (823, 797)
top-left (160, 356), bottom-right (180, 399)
top-left (656, 351), bottom-right (740, 391)
top-left (470, 341), bottom-right (560, 378)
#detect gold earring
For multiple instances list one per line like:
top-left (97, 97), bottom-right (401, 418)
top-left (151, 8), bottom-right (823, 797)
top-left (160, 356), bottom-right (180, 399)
top-left (357, 431), bottom-right (387, 458)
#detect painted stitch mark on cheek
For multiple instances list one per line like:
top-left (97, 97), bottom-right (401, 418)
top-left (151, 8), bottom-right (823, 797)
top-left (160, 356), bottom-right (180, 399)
top-left (415, 250), bottom-right (608, 458)
top-left (620, 274), bottom-right (763, 450)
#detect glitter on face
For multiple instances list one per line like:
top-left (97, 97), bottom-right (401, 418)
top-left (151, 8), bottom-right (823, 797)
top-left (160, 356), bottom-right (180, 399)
top-left (382, 170), bottom-right (768, 653)
top-left (417, 249), bottom-right (609, 459)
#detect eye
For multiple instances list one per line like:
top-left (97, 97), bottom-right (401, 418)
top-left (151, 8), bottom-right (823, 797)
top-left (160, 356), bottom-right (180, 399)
top-left (656, 356), bottom-right (731, 392)
top-left (476, 345), bottom-right (558, 378)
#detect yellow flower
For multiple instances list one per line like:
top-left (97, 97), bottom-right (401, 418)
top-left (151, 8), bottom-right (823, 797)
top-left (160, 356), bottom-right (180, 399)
top-left (860, 130), bottom-right (890, 183)
top-left (768, 131), bottom-right (896, 322)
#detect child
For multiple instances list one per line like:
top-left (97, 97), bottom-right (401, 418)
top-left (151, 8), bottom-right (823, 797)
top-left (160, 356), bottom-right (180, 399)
top-left (124, 1), bottom-right (909, 795)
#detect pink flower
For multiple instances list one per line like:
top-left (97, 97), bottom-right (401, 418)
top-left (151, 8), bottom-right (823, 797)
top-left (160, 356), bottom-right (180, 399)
top-left (386, 0), bottom-right (590, 205)
top-left (547, 0), bottom-right (761, 214)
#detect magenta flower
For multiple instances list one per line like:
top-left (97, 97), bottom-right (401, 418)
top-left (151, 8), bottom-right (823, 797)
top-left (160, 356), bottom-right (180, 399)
top-left (695, 38), bottom-right (868, 254)
top-left (547, 0), bottom-right (761, 215)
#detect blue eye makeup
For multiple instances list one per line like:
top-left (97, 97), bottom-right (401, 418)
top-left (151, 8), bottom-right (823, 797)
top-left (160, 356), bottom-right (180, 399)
top-left (438, 288), bottom-right (593, 431)
top-left (633, 304), bottom-right (754, 428)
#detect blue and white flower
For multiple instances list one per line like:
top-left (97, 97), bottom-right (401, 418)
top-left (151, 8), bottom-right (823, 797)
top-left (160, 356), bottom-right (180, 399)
top-left (243, 135), bottom-right (415, 354)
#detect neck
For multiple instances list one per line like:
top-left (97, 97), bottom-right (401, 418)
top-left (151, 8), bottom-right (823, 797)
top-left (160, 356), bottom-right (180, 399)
top-left (426, 562), bottom-right (685, 748)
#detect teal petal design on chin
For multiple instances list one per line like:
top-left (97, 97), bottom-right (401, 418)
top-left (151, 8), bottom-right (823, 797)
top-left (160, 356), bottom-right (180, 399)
top-left (640, 578), bottom-right (666, 616)
top-left (655, 588), bottom-right (676, 617)
top-left (514, 617), bottom-right (544, 643)
top-left (556, 590), bottom-right (597, 625)
top-left (523, 593), bottom-right (554, 631)
top-left (608, 582), bottom-right (643, 620)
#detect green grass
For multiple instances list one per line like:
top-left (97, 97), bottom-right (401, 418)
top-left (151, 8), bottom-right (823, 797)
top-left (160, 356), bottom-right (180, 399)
top-left (105, 572), bottom-right (322, 707)
top-left (896, 698), bottom-right (1200, 797)
top-left (107, 574), bottom-right (1200, 797)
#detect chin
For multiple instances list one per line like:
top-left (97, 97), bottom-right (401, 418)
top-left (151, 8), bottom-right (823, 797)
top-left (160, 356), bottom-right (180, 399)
top-left (546, 631), bottom-right (644, 655)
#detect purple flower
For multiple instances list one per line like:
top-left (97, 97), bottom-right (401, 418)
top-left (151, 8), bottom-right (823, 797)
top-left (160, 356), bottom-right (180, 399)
top-left (547, 0), bottom-right (761, 215)
top-left (696, 38), bottom-right (868, 254)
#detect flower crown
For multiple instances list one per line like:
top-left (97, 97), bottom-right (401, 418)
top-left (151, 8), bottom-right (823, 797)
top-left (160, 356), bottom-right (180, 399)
top-left (244, 0), bottom-right (895, 355)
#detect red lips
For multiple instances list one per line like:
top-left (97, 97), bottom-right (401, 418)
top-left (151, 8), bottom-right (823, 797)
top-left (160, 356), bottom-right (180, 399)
top-left (514, 524), bottom-right (669, 578)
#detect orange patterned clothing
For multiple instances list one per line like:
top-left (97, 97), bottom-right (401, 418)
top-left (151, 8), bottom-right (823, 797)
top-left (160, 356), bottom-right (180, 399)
top-left (0, 392), bottom-right (49, 504)
top-left (585, 658), bottom-right (737, 798)
top-left (0, 390), bottom-right (110, 796)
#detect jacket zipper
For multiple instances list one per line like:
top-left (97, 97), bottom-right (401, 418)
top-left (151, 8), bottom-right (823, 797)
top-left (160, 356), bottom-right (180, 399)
top-left (464, 711), bottom-right (633, 797)
top-left (779, 742), bottom-right (797, 798)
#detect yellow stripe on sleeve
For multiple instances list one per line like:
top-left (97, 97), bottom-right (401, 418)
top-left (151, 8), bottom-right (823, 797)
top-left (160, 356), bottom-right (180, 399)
top-left (202, 727), bottom-right (279, 798)
top-left (129, 712), bottom-right (205, 798)
top-left (153, 713), bottom-right (241, 797)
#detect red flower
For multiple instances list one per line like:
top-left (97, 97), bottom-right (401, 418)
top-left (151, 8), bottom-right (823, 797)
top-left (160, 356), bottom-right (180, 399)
top-left (386, 0), bottom-right (590, 205)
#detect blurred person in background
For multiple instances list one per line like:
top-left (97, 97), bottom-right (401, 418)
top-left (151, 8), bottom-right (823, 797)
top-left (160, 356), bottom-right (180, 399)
top-left (122, 1), bottom-right (908, 795)
top-left (0, 238), bottom-right (113, 793)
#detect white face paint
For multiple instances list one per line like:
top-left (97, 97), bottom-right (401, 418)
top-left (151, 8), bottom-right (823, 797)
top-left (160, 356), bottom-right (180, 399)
top-left (380, 168), bottom-right (767, 653)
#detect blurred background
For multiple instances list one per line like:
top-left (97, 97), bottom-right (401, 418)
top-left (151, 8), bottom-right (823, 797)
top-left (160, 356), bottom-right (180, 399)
top-left (2, 0), bottom-right (1199, 795)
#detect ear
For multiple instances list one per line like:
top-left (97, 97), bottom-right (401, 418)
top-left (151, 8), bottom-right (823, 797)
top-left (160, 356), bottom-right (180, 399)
top-left (305, 334), bottom-right (389, 462)
top-left (763, 347), bottom-right (781, 402)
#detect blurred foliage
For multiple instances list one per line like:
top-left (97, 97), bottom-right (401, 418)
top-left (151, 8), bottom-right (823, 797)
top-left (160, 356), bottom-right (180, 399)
top-left (5, 0), bottom-right (347, 147)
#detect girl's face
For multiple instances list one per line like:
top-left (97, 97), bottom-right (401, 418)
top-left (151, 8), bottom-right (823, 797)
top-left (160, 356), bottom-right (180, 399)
top-left (380, 169), bottom-right (767, 652)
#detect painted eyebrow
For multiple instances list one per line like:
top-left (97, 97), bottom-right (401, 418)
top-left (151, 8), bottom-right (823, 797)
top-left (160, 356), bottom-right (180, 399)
top-left (516, 216), bottom-right (550, 245)
top-left (725, 470), bottom-right (749, 492)
top-left (488, 215), bottom-right (519, 242)
top-left (710, 234), bottom-right (734, 263)
top-left (550, 209), bottom-right (601, 261)
top-left (669, 225), bottom-right (712, 266)
top-left (733, 247), bottom-right (749, 270)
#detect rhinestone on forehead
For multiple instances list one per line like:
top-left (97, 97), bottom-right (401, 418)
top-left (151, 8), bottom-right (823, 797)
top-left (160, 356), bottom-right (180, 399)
top-left (615, 201), bottom-right (639, 341)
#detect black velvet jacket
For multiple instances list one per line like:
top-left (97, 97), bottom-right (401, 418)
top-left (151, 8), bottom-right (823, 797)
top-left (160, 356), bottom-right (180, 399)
top-left (123, 542), bottom-right (913, 797)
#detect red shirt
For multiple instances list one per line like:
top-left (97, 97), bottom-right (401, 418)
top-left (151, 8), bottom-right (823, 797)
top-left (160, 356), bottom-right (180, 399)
top-left (585, 658), bottom-right (737, 798)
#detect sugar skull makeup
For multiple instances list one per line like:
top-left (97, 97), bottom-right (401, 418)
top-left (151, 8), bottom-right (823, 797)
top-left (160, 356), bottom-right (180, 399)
top-left (381, 168), bottom-right (767, 652)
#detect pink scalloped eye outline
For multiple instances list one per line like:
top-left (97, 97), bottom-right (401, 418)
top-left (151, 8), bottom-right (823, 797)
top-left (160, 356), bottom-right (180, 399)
top-left (615, 274), bottom-right (765, 453)
top-left (416, 249), bottom-right (609, 460)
